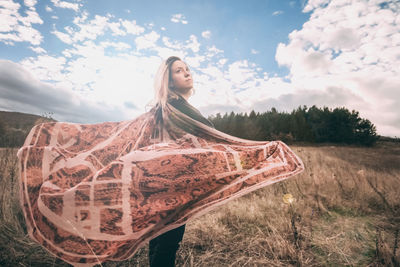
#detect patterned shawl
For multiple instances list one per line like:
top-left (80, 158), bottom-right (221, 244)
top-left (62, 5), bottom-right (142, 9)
top-left (17, 97), bottom-right (304, 266)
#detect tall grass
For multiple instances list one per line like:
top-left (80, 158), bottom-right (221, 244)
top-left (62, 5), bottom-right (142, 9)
top-left (0, 144), bottom-right (399, 266)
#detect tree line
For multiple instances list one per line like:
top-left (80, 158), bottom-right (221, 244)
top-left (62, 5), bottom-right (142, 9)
top-left (208, 105), bottom-right (378, 146)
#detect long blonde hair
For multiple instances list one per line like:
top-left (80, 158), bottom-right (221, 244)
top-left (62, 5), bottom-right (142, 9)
top-left (151, 56), bottom-right (193, 110)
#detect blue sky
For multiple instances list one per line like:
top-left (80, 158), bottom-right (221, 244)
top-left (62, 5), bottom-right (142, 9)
top-left (1, 0), bottom-right (309, 75)
top-left (0, 0), bottom-right (399, 137)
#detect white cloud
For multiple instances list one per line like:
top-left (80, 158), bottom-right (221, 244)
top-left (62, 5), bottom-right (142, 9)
top-left (303, 0), bottom-right (330, 13)
top-left (52, 16), bottom-right (145, 45)
top-left (226, 60), bottom-right (256, 87)
top-left (108, 21), bottom-right (126, 36)
top-left (100, 41), bottom-right (131, 51)
top-left (45, 5), bottom-right (53, 12)
top-left (185, 55), bottom-right (205, 68)
top-left (189, 57), bottom-right (286, 113)
top-left (29, 46), bottom-right (46, 54)
top-left (52, 15), bottom-right (110, 43)
top-left (272, 10), bottom-right (283, 16)
top-left (251, 49), bottom-right (259, 54)
top-left (73, 15), bottom-right (109, 41)
top-left (201, 30), bottom-right (211, 39)
top-left (72, 10), bottom-right (88, 24)
top-left (0, 0), bottom-right (43, 45)
top-left (218, 58), bottom-right (227, 66)
top-left (51, 27), bottom-right (72, 44)
top-left (20, 54), bottom-right (67, 81)
top-left (171, 14), bottom-right (188, 24)
top-left (150, 38), bottom-right (190, 59)
top-left (20, 10), bottom-right (43, 25)
top-left (61, 40), bottom-right (104, 59)
top-left (153, 46), bottom-right (185, 59)
top-left (51, 0), bottom-right (79, 12)
top-left (24, 0), bottom-right (37, 8)
top-left (205, 45), bottom-right (223, 58)
top-left (135, 31), bottom-right (160, 50)
top-left (121, 19), bottom-right (145, 35)
top-left (186, 35), bottom-right (200, 53)
top-left (275, 0), bottom-right (400, 136)
top-left (162, 36), bottom-right (183, 49)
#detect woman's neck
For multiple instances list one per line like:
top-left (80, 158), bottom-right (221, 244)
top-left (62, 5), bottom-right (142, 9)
top-left (176, 90), bottom-right (191, 101)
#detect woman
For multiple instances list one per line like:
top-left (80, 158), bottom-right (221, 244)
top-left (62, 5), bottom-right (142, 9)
top-left (17, 56), bottom-right (304, 267)
top-left (148, 56), bottom-right (214, 267)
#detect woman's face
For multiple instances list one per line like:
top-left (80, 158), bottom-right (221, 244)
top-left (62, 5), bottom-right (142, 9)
top-left (170, 60), bottom-right (193, 94)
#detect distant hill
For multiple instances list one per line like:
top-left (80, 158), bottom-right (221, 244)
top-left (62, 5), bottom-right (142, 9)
top-left (0, 110), bottom-right (56, 147)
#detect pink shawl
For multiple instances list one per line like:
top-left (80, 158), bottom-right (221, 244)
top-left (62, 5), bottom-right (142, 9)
top-left (17, 103), bottom-right (304, 266)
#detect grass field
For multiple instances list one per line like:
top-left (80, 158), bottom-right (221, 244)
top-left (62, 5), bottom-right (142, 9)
top-left (0, 143), bottom-right (399, 266)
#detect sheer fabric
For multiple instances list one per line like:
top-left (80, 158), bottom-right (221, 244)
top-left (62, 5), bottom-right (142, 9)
top-left (17, 101), bottom-right (304, 266)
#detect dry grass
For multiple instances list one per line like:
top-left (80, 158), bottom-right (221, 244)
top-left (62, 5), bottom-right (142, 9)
top-left (1, 143), bottom-right (399, 266)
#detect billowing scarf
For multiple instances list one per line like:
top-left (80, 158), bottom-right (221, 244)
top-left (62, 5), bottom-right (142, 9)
top-left (17, 97), bottom-right (304, 266)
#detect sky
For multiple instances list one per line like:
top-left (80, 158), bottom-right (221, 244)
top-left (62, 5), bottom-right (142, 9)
top-left (0, 0), bottom-right (399, 137)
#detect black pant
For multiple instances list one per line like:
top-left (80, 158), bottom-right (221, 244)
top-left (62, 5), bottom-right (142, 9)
top-left (149, 224), bottom-right (186, 267)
